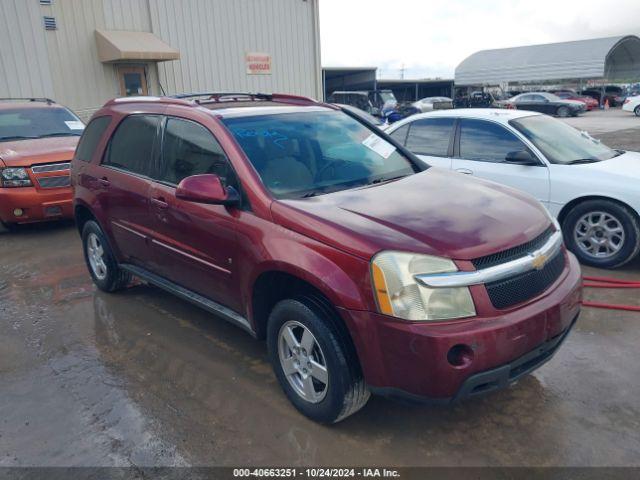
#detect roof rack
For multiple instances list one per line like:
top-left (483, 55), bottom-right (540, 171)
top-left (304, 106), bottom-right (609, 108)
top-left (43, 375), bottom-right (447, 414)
top-left (103, 92), bottom-right (319, 109)
top-left (171, 92), bottom-right (318, 105)
top-left (0, 97), bottom-right (56, 104)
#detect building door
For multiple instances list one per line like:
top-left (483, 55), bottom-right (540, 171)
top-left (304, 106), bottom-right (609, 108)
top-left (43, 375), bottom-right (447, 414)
top-left (117, 66), bottom-right (148, 97)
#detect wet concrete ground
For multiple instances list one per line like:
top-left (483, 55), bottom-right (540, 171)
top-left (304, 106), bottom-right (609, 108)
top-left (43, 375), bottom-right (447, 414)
top-left (2, 225), bottom-right (640, 467)
top-left (1, 115), bottom-right (640, 467)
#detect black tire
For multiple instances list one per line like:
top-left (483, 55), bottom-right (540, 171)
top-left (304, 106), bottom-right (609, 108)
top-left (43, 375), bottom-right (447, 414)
top-left (556, 106), bottom-right (570, 117)
top-left (562, 200), bottom-right (640, 268)
top-left (634, 106), bottom-right (640, 117)
top-left (82, 220), bottom-right (131, 292)
top-left (267, 297), bottom-right (370, 424)
top-left (0, 221), bottom-right (10, 233)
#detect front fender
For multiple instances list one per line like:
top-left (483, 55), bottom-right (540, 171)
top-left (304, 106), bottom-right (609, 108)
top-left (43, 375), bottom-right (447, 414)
top-left (244, 234), bottom-right (373, 315)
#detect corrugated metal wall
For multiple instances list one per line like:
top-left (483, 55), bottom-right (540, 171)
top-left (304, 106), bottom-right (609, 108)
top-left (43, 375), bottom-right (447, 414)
top-left (149, 0), bottom-right (322, 98)
top-left (0, 0), bottom-right (321, 120)
top-left (0, 0), bottom-right (55, 99)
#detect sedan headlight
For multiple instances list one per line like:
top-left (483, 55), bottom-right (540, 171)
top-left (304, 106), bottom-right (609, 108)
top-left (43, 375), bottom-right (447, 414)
top-left (0, 167), bottom-right (33, 187)
top-left (371, 251), bottom-right (476, 321)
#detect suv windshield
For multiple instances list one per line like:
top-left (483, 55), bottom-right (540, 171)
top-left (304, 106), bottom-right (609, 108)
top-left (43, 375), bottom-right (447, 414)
top-left (510, 115), bottom-right (620, 164)
top-left (0, 107), bottom-right (84, 142)
top-left (223, 110), bottom-right (417, 198)
top-left (378, 91), bottom-right (396, 103)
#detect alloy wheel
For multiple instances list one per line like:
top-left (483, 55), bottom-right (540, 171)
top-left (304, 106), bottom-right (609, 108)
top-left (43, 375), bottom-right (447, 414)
top-left (278, 320), bottom-right (329, 403)
top-left (87, 232), bottom-right (108, 280)
top-left (574, 211), bottom-right (625, 259)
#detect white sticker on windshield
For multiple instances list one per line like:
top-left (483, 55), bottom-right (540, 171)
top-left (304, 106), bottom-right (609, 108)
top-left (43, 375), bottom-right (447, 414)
top-left (362, 134), bottom-right (396, 159)
top-left (65, 121), bottom-right (85, 130)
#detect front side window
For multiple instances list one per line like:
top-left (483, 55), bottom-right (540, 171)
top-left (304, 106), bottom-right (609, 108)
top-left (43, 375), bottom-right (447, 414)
top-left (458, 119), bottom-right (528, 163)
top-left (222, 110), bottom-right (417, 199)
top-left (103, 115), bottom-right (161, 176)
top-left (510, 115), bottom-right (620, 164)
top-left (0, 107), bottom-right (84, 142)
top-left (159, 118), bottom-right (233, 186)
top-left (75, 116), bottom-right (111, 162)
top-left (405, 118), bottom-right (454, 157)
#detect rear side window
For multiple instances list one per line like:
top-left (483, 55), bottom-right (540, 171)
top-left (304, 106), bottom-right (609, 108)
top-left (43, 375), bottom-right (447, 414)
top-left (405, 118), bottom-right (454, 156)
top-left (159, 118), bottom-right (233, 186)
top-left (103, 115), bottom-right (161, 176)
top-left (75, 116), bottom-right (111, 162)
top-left (389, 124), bottom-right (409, 145)
top-left (458, 119), bottom-right (527, 163)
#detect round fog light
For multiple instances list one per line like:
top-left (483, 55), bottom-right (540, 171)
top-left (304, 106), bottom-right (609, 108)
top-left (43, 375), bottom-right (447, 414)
top-left (447, 344), bottom-right (474, 368)
top-left (13, 208), bottom-right (24, 217)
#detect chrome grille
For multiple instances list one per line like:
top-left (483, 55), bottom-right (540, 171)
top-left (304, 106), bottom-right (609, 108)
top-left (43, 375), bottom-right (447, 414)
top-left (37, 176), bottom-right (71, 189)
top-left (31, 162), bottom-right (70, 174)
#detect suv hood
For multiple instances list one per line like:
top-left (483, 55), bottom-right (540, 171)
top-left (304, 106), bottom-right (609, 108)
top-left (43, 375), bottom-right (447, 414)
top-left (271, 168), bottom-right (551, 260)
top-left (0, 137), bottom-right (79, 168)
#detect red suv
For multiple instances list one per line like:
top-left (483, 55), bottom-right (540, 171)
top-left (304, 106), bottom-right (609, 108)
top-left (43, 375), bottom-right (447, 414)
top-left (72, 93), bottom-right (582, 423)
top-left (0, 98), bottom-right (83, 231)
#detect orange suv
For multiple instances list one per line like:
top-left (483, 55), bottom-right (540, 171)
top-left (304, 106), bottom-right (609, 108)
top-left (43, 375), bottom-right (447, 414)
top-left (0, 98), bottom-right (83, 232)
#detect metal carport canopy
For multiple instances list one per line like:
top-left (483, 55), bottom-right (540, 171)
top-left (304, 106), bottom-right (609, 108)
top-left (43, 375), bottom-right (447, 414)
top-left (455, 35), bottom-right (640, 86)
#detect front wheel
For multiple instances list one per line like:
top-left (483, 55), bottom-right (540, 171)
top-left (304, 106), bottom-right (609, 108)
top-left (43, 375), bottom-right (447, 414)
top-left (635, 106), bottom-right (640, 117)
top-left (267, 297), bottom-right (370, 423)
top-left (557, 106), bottom-right (571, 117)
top-left (82, 220), bottom-right (131, 292)
top-left (562, 200), bottom-right (640, 268)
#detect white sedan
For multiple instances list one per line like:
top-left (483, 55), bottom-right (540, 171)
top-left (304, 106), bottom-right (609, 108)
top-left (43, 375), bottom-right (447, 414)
top-left (412, 97), bottom-right (453, 112)
top-left (386, 108), bottom-right (640, 268)
top-left (622, 95), bottom-right (640, 116)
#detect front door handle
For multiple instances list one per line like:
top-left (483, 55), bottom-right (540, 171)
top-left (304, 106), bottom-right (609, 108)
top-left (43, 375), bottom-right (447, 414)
top-left (98, 177), bottom-right (110, 187)
top-left (151, 197), bottom-right (168, 209)
top-left (456, 168), bottom-right (473, 175)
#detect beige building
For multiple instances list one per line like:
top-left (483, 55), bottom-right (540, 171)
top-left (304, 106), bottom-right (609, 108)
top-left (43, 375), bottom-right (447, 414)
top-left (0, 0), bottom-right (322, 120)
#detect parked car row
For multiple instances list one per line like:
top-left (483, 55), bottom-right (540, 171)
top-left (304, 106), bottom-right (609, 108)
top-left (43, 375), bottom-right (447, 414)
top-left (4, 91), bottom-right (636, 424)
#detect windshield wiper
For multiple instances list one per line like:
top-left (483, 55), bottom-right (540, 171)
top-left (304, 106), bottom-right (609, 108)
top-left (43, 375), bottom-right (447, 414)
top-left (565, 158), bottom-right (601, 165)
top-left (301, 191), bottom-right (321, 198)
top-left (366, 174), bottom-right (409, 186)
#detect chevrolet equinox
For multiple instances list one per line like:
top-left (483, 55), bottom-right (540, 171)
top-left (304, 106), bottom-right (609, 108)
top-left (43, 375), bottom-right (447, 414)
top-left (72, 93), bottom-right (582, 423)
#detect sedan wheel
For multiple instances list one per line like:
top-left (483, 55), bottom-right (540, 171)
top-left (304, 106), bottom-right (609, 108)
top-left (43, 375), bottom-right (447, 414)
top-left (557, 106), bottom-right (570, 117)
top-left (278, 320), bottom-right (329, 403)
top-left (563, 200), bottom-right (640, 268)
top-left (573, 211), bottom-right (625, 260)
top-left (635, 106), bottom-right (640, 117)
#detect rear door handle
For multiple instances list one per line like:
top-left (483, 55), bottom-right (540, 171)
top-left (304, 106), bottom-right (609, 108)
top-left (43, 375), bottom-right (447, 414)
top-left (99, 177), bottom-right (110, 187)
top-left (151, 197), bottom-right (168, 209)
top-left (456, 168), bottom-right (473, 175)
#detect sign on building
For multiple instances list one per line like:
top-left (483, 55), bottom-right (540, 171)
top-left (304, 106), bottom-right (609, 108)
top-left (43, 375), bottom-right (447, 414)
top-left (245, 52), bottom-right (272, 75)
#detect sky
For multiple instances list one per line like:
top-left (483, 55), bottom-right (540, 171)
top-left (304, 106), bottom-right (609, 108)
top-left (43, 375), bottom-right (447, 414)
top-left (319, 0), bottom-right (640, 79)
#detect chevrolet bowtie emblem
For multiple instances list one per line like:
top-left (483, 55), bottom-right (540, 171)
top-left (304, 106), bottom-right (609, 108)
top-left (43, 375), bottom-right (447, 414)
top-left (531, 253), bottom-right (548, 270)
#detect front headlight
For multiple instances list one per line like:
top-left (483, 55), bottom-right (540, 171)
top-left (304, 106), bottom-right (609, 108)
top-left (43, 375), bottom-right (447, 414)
top-left (371, 251), bottom-right (476, 321)
top-left (0, 167), bottom-right (33, 187)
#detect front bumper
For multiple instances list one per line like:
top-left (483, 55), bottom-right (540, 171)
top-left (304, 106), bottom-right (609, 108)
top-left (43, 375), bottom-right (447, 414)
top-left (340, 251), bottom-right (582, 401)
top-left (0, 186), bottom-right (73, 224)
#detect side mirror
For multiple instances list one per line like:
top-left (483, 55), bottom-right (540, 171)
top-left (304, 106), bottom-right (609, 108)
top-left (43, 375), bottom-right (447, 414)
top-left (505, 150), bottom-right (538, 166)
top-left (176, 174), bottom-right (240, 206)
